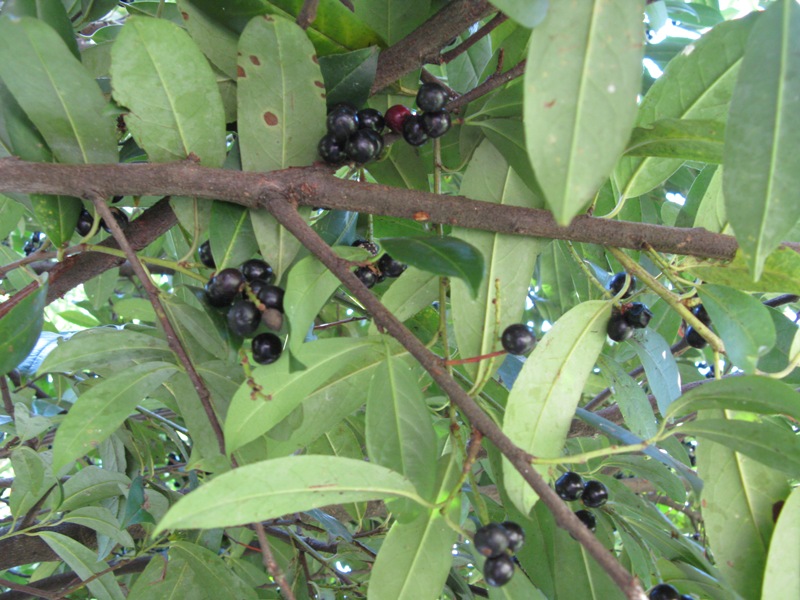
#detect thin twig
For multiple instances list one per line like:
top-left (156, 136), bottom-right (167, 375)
top-left (0, 578), bottom-right (57, 600)
top-left (88, 195), bottom-right (226, 456)
top-left (0, 377), bottom-right (13, 421)
top-left (447, 59), bottom-right (525, 112)
top-left (296, 0), bottom-right (319, 29)
top-left (438, 12), bottom-right (507, 64)
top-left (254, 522), bottom-right (296, 600)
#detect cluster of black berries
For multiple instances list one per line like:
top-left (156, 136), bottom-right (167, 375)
top-left (685, 304), bottom-right (711, 349)
top-left (23, 231), bottom-right (45, 256)
top-left (200, 244), bottom-right (284, 365)
top-left (555, 472), bottom-right (609, 533)
top-left (350, 239), bottom-right (407, 288)
top-left (75, 206), bottom-right (129, 237)
top-left (384, 82), bottom-right (452, 147)
top-left (648, 583), bottom-right (695, 600)
top-left (501, 323), bottom-right (536, 355)
top-left (605, 273), bottom-right (653, 342)
top-left (473, 521), bottom-right (525, 587)
top-left (318, 104), bottom-right (386, 166)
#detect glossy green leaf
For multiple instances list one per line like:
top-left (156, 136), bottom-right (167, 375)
top-left (367, 140), bottom-right (430, 191)
top-left (128, 551), bottom-right (207, 600)
top-left (615, 13), bottom-right (758, 199)
top-left (452, 141), bottom-right (545, 384)
top-left (696, 411), bottom-right (790, 599)
top-left (629, 329), bottom-right (682, 415)
top-left (251, 208), bottom-right (307, 283)
top-left (163, 371), bottom-right (224, 464)
top-left (476, 118), bottom-right (544, 199)
top-left (52, 362), bottom-right (179, 473)
top-left (39, 532), bottom-right (125, 600)
top-left (318, 47), bottom-right (379, 108)
top-left (368, 267), bottom-right (439, 335)
top-left (667, 375), bottom-right (800, 421)
top-left (0, 195), bottom-right (24, 238)
top-left (0, 0), bottom-right (79, 58)
top-left (366, 354), bottom-right (437, 501)
top-left (170, 542), bottom-right (258, 600)
top-left (110, 17), bottom-right (226, 166)
top-left (9, 447), bottom-right (53, 518)
top-left (625, 118), bottom-right (725, 162)
top-left (63, 506), bottom-right (136, 549)
top-left (0, 16), bottom-right (117, 164)
top-left (0, 281), bottom-right (47, 376)
top-left (697, 284), bottom-right (776, 372)
top-left (176, 0), bottom-right (238, 79)
top-left (604, 455), bottom-right (686, 504)
top-left (684, 247), bottom-right (800, 296)
top-left (486, 0), bottom-right (548, 28)
top-left (209, 201), bottom-right (258, 271)
top-left (58, 467), bottom-right (130, 512)
top-left (225, 337), bottom-right (383, 452)
top-left (446, 29), bottom-right (493, 94)
top-left (692, 165), bottom-right (727, 233)
top-left (525, 0), bottom-right (644, 225)
top-left (238, 14), bottom-right (325, 172)
top-left (596, 355), bottom-right (657, 439)
top-left (285, 255), bottom-right (340, 354)
top-left (163, 296), bottom-right (229, 362)
top-left (723, 0), bottom-right (800, 279)
top-left (762, 485), bottom-right (800, 599)
top-left (352, 0), bottom-right (430, 45)
top-left (380, 236), bottom-right (485, 299)
top-left (503, 300), bottom-right (610, 514)
top-left (155, 455), bottom-right (424, 533)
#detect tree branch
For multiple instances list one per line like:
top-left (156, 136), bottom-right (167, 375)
top-left (438, 12), bottom-right (506, 65)
top-left (254, 522), bottom-right (296, 600)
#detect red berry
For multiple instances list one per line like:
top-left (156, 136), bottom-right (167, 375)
top-left (385, 105), bottom-right (411, 133)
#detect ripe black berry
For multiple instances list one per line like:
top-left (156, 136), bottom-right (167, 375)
top-left (252, 332), bottom-right (282, 365)
top-left (501, 324), bottom-right (536, 355)
top-left (75, 209), bottom-right (94, 236)
top-left (648, 583), bottom-right (680, 600)
top-left (607, 310), bottom-right (633, 342)
top-left (23, 232), bottom-right (44, 256)
top-left (352, 239), bottom-right (380, 256)
top-left (679, 596), bottom-right (694, 600)
top-left (318, 133), bottom-right (347, 165)
top-left (581, 480), bottom-right (609, 508)
top-left (205, 268), bottom-right (244, 308)
top-left (354, 266), bottom-right (377, 288)
top-left (326, 103), bottom-right (358, 141)
top-left (555, 471), bottom-right (584, 501)
top-left (198, 240), bottom-right (215, 268)
top-left (421, 109), bottom-right (451, 138)
top-left (385, 105), bottom-right (411, 133)
top-left (251, 281), bottom-right (285, 313)
top-left (357, 108), bottom-right (384, 132)
top-left (474, 523), bottom-right (509, 558)
top-left (241, 258), bottom-right (274, 283)
top-left (500, 521), bottom-right (525, 553)
top-left (416, 82), bottom-right (448, 112)
top-left (345, 129), bottom-right (382, 164)
top-left (402, 114), bottom-right (428, 146)
top-left (608, 272), bottom-right (635, 298)
top-left (624, 303), bottom-right (652, 329)
top-left (377, 253), bottom-right (407, 278)
top-left (574, 509), bottom-right (596, 532)
top-left (692, 303), bottom-right (711, 325)
top-left (483, 554), bottom-right (514, 587)
top-left (685, 326), bottom-right (707, 349)
top-left (227, 300), bottom-right (261, 337)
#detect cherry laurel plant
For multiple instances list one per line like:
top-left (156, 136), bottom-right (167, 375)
top-left (1, 1), bottom-right (799, 599)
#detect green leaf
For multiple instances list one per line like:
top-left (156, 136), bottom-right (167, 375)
top-left (163, 296), bottom-right (229, 361)
top-left (380, 237), bottom-right (485, 299)
top-left (484, 0), bottom-right (548, 28)
top-left (121, 475), bottom-right (155, 527)
top-left (58, 467), bottom-right (130, 511)
top-left (352, 0), bottom-right (430, 46)
top-left (237, 14), bottom-right (326, 172)
top-left (39, 532), bottom-right (125, 600)
top-left (110, 17), bottom-right (226, 166)
top-left (629, 329), bottom-right (682, 415)
top-left (0, 281), bottom-right (47, 376)
top-left (170, 542), bottom-right (258, 600)
top-left (475, 118), bottom-right (544, 199)
top-left (684, 247), bottom-right (800, 296)
top-left (446, 29), bottom-right (493, 94)
top-left (696, 411), bottom-right (790, 599)
top-left (209, 201), bottom-right (258, 271)
top-left (251, 208), bottom-right (308, 283)
top-left (0, 195), bottom-right (24, 238)
top-left (762, 485), bottom-right (800, 598)
top-left (318, 47), bottom-right (379, 108)
top-left (225, 337), bottom-right (383, 453)
top-left (285, 255), bottom-right (340, 354)
top-left (667, 375), bottom-right (800, 421)
top-left (614, 13), bottom-right (758, 199)
top-left (368, 267), bottom-right (438, 335)
top-left (367, 140), bottom-right (431, 191)
top-left (625, 118), bottom-right (725, 163)
top-left (697, 284), bottom-right (776, 372)
top-left (52, 361), bottom-right (179, 473)
top-left (0, 16), bottom-right (117, 164)
top-left (366, 354), bottom-right (437, 501)
top-left (128, 548), bottom-right (206, 600)
top-left (155, 455), bottom-right (424, 533)
top-left (524, 0), bottom-right (644, 225)
top-left (9, 447), bottom-right (53, 518)
top-left (63, 507), bottom-right (135, 549)
top-left (451, 141), bottom-right (546, 384)
top-left (176, 0), bottom-right (238, 78)
top-left (0, 0), bottom-right (79, 59)
top-left (503, 300), bottom-right (610, 514)
top-left (722, 0), bottom-right (800, 279)
top-left (596, 355), bottom-right (657, 439)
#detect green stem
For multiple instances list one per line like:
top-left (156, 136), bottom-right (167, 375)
top-left (85, 245), bottom-right (206, 283)
top-left (566, 241), bottom-right (611, 299)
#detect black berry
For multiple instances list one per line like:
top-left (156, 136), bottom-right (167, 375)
top-left (607, 310), bottom-right (633, 342)
top-left (326, 103), bottom-right (358, 141)
top-left (648, 583), bottom-right (680, 600)
top-left (75, 209), bottom-right (94, 236)
top-left (421, 109), bottom-right (451, 138)
top-left (679, 596), bottom-right (694, 600)
top-left (692, 303), bottom-right (711, 325)
top-left (198, 240), bottom-right (215, 268)
top-left (377, 253), bottom-right (407, 278)
top-left (385, 105), bottom-right (411, 133)
top-left (473, 523), bottom-right (509, 558)
top-left (555, 471), bottom-right (584, 501)
top-left (608, 272), bottom-right (635, 298)
top-left (345, 129), bottom-right (382, 164)
top-left (205, 268), bottom-right (244, 308)
top-left (581, 480), bottom-right (609, 508)
top-left (354, 266), bottom-right (377, 288)
top-left (685, 326), bottom-right (707, 349)
top-left (227, 300), bottom-right (261, 337)
top-left (624, 303), bottom-right (652, 329)
top-left (241, 258), bottom-right (274, 283)
top-left (352, 239), bottom-right (380, 256)
top-left (416, 82), bottom-right (448, 112)
top-left (318, 133), bottom-right (347, 165)
top-left (500, 521), bottom-right (525, 553)
top-left (402, 114), bottom-right (428, 146)
top-left (100, 207), bottom-right (129, 233)
top-left (483, 554), bottom-right (514, 587)
top-left (251, 281), bottom-right (285, 313)
top-left (252, 332), bottom-right (282, 365)
top-left (574, 509), bottom-right (596, 532)
top-left (356, 108), bottom-right (384, 132)
top-left (501, 324), bottom-right (536, 355)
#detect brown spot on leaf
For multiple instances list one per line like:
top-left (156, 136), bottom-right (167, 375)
top-left (264, 14), bottom-right (274, 21)
top-left (249, 55), bottom-right (260, 66)
top-left (263, 112), bottom-right (279, 126)
top-left (314, 81), bottom-right (324, 88)
top-left (544, 99), bottom-right (556, 108)
top-left (773, 500), bottom-right (785, 522)
top-left (181, 11), bottom-right (188, 20)
top-left (312, 55), bottom-right (319, 64)
top-left (237, 65), bottom-right (246, 78)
